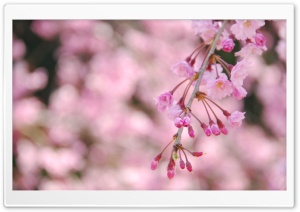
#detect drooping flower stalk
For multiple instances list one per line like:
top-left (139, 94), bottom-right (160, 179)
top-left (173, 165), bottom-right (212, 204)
top-left (173, 20), bottom-right (228, 146)
top-left (152, 20), bottom-right (267, 179)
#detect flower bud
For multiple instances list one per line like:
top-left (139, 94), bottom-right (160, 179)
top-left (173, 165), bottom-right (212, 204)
top-left (210, 121), bottom-right (221, 136)
top-left (174, 117), bottom-right (183, 128)
top-left (254, 32), bottom-right (266, 46)
top-left (192, 152), bottom-right (203, 157)
top-left (188, 125), bottom-right (195, 138)
top-left (186, 161), bottom-right (193, 172)
top-left (180, 159), bottom-right (185, 169)
top-left (201, 123), bottom-right (212, 136)
top-left (222, 38), bottom-right (235, 52)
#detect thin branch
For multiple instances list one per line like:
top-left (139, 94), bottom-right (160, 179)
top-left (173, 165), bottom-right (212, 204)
top-left (174, 20), bottom-right (228, 146)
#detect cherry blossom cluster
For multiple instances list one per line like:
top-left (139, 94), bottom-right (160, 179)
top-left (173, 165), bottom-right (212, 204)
top-left (152, 20), bottom-right (267, 179)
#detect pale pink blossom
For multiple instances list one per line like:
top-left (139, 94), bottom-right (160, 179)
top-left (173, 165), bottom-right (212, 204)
top-left (154, 92), bottom-right (173, 112)
top-left (201, 64), bottom-right (223, 85)
top-left (222, 38), bottom-right (235, 52)
top-left (191, 20), bottom-right (218, 44)
top-left (171, 60), bottom-right (194, 78)
top-left (230, 60), bottom-right (249, 86)
top-left (232, 86), bottom-right (247, 100)
top-left (191, 20), bottom-right (216, 36)
top-left (227, 111), bottom-right (246, 127)
top-left (206, 75), bottom-right (233, 100)
top-left (230, 20), bottom-right (265, 40)
top-left (166, 101), bottom-right (183, 120)
top-left (235, 43), bottom-right (267, 59)
top-left (254, 32), bottom-right (266, 46)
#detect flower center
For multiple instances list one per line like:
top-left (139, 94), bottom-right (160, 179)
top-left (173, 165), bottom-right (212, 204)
top-left (216, 81), bottom-right (223, 88)
top-left (243, 21), bottom-right (251, 28)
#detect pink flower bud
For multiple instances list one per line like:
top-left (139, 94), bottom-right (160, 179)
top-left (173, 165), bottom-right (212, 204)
top-left (180, 159), bottom-right (185, 169)
top-left (167, 169), bottom-right (175, 179)
top-left (254, 32), bottom-right (266, 46)
top-left (223, 110), bottom-right (231, 117)
top-left (201, 123), bottom-right (212, 136)
top-left (192, 152), bottom-right (203, 157)
top-left (150, 154), bottom-right (162, 170)
top-left (182, 116), bottom-right (191, 127)
top-left (204, 127), bottom-right (212, 136)
top-left (186, 161), bottom-right (193, 172)
top-left (188, 125), bottom-right (195, 138)
top-left (222, 38), bottom-right (235, 52)
top-left (216, 119), bottom-right (228, 134)
top-left (167, 158), bottom-right (176, 179)
top-left (220, 126), bottom-right (228, 135)
top-left (210, 121), bottom-right (221, 136)
top-left (174, 117), bottom-right (183, 128)
top-left (151, 159), bottom-right (159, 170)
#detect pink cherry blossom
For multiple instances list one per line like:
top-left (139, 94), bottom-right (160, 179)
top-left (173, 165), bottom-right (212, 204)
top-left (191, 20), bottom-right (218, 44)
top-left (222, 38), bottom-right (235, 52)
top-left (232, 86), bottom-right (247, 100)
top-left (235, 43), bottom-right (267, 59)
top-left (154, 92), bottom-right (173, 112)
top-left (166, 101), bottom-right (183, 120)
top-left (228, 111), bottom-right (246, 127)
top-left (254, 32), bottom-right (266, 46)
top-left (206, 74), bottom-right (233, 100)
top-left (201, 64), bottom-right (223, 85)
top-left (230, 20), bottom-right (265, 40)
top-left (216, 29), bottom-right (230, 50)
top-left (171, 60), bottom-right (194, 78)
top-left (230, 60), bottom-right (249, 87)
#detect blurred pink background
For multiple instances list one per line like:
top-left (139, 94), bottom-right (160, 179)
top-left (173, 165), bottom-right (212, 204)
top-left (13, 20), bottom-right (286, 190)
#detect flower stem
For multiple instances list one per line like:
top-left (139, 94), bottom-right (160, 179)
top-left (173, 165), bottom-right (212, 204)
top-left (174, 20), bottom-right (228, 146)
